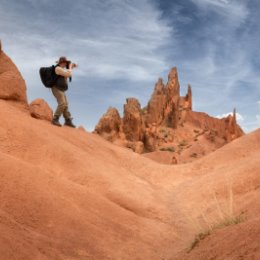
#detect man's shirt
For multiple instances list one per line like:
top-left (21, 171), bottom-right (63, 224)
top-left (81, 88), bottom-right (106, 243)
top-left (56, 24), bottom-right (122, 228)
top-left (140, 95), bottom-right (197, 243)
top-left (55, 66), bottom-right (72, 78)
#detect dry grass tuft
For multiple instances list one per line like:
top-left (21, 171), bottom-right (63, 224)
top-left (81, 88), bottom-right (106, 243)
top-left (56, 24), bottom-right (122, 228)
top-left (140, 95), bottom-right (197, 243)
top-left (188, 213), bottom-right (245, 252)
top-left (187, 184), bottom-right (246, 252)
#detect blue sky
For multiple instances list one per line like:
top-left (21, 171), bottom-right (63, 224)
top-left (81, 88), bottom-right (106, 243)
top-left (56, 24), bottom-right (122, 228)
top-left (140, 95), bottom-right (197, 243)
top-left (1, 0), bottom-right (259, 132)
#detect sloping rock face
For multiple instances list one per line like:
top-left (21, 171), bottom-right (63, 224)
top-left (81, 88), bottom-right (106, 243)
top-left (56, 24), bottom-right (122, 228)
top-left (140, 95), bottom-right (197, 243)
top-left (95, 67), bottom-right (244, 162)
top-left (186, 109), bottom-right (244, 142)
top-left (0, 41), bottom-right (27, 104)
top-left (29, 99), bottom-right (53, 121)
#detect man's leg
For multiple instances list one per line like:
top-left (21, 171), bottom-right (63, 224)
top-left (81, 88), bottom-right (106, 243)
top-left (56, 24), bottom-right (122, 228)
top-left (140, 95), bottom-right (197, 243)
top-left (63, 93), bottom-right (76, 128)
top-left (52, 87), bottom-right (76, 128)
top-left (51, 87), bottom-right (67, 126)
top-left (52, 87), bottom-right (67, 117)
top-left (63, 94), bottom-right (72, 119)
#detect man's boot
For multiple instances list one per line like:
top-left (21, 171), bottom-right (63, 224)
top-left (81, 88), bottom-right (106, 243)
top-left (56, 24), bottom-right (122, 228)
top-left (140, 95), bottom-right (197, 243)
top-left (52, 115), bottom-right (62, 127)
top-left (64, 118), bottom-right (76, 128)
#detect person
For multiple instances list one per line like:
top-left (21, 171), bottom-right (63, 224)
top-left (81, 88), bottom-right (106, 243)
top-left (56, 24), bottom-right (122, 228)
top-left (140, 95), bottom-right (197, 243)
top-left (51, 56), bottom-right (77, 127)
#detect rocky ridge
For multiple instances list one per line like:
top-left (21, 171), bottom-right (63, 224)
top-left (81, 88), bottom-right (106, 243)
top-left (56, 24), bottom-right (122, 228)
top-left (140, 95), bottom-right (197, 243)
top-left (95, 67), bottom-right (244, 163)
top-left (0, 40), bottom-right (28, 104)
top-left (0, 41), bottom-right (53, 121)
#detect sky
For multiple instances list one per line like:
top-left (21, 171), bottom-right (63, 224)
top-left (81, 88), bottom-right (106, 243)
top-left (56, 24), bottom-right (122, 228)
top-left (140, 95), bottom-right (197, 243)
top-left (0, 0), bottom-right (260, 132)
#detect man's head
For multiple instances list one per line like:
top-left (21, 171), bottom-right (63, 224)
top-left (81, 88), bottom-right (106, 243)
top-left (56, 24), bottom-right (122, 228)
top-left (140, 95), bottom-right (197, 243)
top-left (56, 56), bottom-right (69, 68)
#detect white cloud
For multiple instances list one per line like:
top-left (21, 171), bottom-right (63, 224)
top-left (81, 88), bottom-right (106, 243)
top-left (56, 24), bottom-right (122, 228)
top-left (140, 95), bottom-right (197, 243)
top-left (1, 0), bottom-right (258, 133)
top-left (190, 0), bottom-right (249, 25)
top-left (172, 1), bottom-right (259, 136)
top-left (191, 0), bottom-right (249, 20)
top-left (1, 0), bottom-right (172, 85)
top-left (178, 43), bottom-right (258, 112)
top-left (216, 112), bottom-right (244, 122)
top-left (0, 0), bottom-right (175, 132)
top-left (257, 101), bottom-right (260, 109)
top-left (240, 115), bottom-right (260, 133)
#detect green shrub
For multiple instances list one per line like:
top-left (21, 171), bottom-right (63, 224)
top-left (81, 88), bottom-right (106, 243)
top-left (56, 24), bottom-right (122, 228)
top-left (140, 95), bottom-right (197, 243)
top-left (178, 140), bottom-right (187, 147)
top-left (159, 128), bottom-right (166, 133)
top-left (160, 147), bottom-right (175, 152)
top-left (141, 106), bottom-right (147, 114)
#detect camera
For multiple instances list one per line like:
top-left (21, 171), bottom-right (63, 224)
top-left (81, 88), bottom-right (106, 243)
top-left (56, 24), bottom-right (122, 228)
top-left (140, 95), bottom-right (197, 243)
top-left (66, 60), bottom-right (78, 69)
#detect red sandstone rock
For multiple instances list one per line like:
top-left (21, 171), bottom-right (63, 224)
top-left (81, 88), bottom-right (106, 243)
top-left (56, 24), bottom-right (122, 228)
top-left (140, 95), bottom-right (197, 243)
top-left (0, 42), bottom-right (27, 104)
top-left (95, 67), bottom-right (244, 163)
top-left (185, 110), bottom-right (244, 142)
top-left (145, 68), bottom-right (192, 129)
top-left (126, 140), bottom-right (144, 154)
top-left (171, 156), bottom-right (178, 164)
top-left (164, 67), bottom-right (180, 128)
top-left (123, 98), bottom-right (144, 142)
top-left (146, 78), bottom-right (166, 125)
top-left (29, 98), bottom-right (53, 121)
top-left (94, 107), bottom-right (121, 141)
top-left (78, 126), bottom-right (87, 132)
top-left (144, 123), bottom-right (158, 152)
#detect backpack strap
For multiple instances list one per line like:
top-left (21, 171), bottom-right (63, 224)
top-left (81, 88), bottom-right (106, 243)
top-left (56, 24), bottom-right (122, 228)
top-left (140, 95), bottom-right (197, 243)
top-left (54, 65), bottom-right (72, 82)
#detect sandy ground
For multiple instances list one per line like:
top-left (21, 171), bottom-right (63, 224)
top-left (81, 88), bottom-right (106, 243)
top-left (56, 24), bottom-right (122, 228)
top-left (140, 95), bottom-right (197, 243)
top-left (0, 99), bottom-right (259, 260)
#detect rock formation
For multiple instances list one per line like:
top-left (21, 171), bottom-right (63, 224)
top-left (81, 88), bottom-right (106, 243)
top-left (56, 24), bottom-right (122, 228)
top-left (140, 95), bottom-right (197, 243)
top-left (123, 98), bottom-right (144, 142)
top-left (95, 67), bottom-right (244, 162)
top-left (29, 98), bottom-right (53, 121)
top-left (145, 78), bottom-right (166, 126)
top-left (94, 100), bottom-right (145, 153)
top-left (95, 107), bottom-right (122, 142)
top-left (144, 67), bottom-right (185, 128)
top-left (164, 67), bottom-right (180, 128)
top-left (0, 41), bottom-right (27, 104)
top-left (0, 41), bottom-right (54, 123)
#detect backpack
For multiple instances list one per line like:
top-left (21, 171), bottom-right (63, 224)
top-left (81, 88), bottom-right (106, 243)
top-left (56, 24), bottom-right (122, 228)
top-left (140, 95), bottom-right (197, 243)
top-left (39, 65), bottom-right (58, 88)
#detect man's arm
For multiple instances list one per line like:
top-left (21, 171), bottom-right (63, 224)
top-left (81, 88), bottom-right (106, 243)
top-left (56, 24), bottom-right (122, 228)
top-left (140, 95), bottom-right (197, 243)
top-left (55, 66), bottom-right (72, 77)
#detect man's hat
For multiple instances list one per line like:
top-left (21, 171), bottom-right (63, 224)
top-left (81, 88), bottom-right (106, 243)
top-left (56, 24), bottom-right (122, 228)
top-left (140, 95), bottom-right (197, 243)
top-left (56, 56), bottom-right (69, 64)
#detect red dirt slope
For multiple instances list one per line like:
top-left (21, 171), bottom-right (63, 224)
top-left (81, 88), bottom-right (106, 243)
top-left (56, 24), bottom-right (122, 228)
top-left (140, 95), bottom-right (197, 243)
top-left (0, 46), bottom-right (259, 260)
top-left (0, 99), bottom-right (259, 260)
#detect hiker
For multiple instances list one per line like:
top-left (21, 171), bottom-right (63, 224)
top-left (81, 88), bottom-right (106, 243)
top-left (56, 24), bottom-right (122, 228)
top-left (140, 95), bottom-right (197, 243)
top-left (51, 56), bottom-right (77, 127)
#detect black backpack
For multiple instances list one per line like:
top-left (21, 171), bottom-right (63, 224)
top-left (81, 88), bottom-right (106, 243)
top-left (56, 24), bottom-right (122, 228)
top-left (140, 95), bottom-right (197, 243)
top-left (39, 65), bottom-right (58, 88)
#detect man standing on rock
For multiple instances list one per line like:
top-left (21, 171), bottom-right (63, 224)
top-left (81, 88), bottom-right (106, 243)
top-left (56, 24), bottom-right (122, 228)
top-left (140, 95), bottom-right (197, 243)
top-left (51, 56), bottom-right (77, 128)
